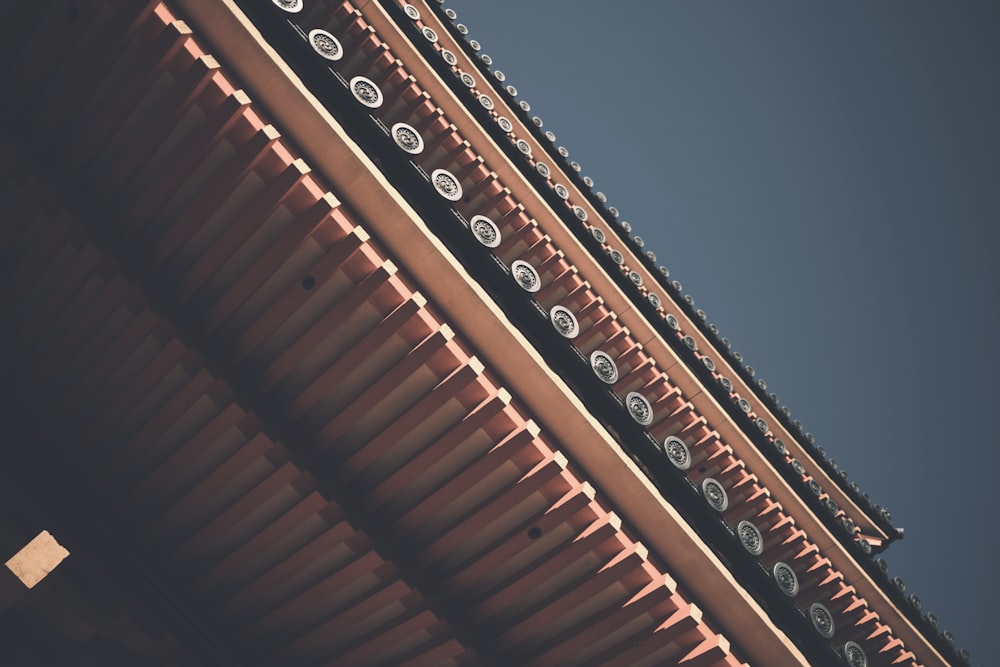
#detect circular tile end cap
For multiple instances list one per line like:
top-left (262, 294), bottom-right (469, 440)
top-left (701, 477), bottom-right (728, 512)
top-left (809, 602), bottom-right (836, 638)
top-left (625, 392), bottom-right (653, 425)
top-left (663, 436), bottom-right (690, 470)
top-left (430, 168), bottom-right (463, 201)
top-left (590, 350), bottom-right (618, 384)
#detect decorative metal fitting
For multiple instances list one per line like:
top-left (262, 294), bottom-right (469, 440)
top-left (430, 168), bottom-right (462, 201)
top-left (701, 478), bottom-right (728, 512)
top-left (469, 216), bottom-right (500, 248)
top-left (590, 350), bottom-right (618, 384)
top-left (810, 603), bottom-right (835, 638)
top-left (663, 436), bottom-right (691, 470)
top-left (737, 520), bottom-right (764, 555)
top-left (773, 561), bottom-right (799, 597)
top-left (549, 305), bottom-right (579, 339)
top-left (625, 392), bottom-right (653, 425)
top-left (308, 29), bottom-right (343, 60)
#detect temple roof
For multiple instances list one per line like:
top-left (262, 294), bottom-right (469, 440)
top-left (0, 0), bottom-right (978, 665)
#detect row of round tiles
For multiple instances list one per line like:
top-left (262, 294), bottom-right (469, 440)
top-left (291, 16), bottom-right (853, 653)
top-left (284, 8), bottom-right (861, 656)
top-left (666, 434), bottom-right (864, 664)
top-left (487, 221), bottom-right (869, 661)
top-left (601, 234), bottom-right (886, 533)
top-left (394, 3), bottom-right (624, 240)
top-left (272, 4), bottom-right (804, 656)
top-left (294, 23), bottom-right (470, 198)
top-left (290, 11), bottom-right (872, 660)
top-left (400, 0), bottom-right (854, 457)
top-left (590, 221), bottom-right (886, 550)
top-left (276, 1), bottom-right (964, 661)
top-left (411, 0), bottom-right (900, 535)
top-left (384, 148), bottom-right (869, 662)
top-left (392, 1), bottom-right (798, 456)
top-left (600, 214), bottom-right (898, 533)
top-left (401, 6), bottom-right (681, 287)
top-left (259, 14), bottom-right (809, 663)
top-left (408, 0), bottom-right (898, 609)
top-left (545, 282), bottom-right (869, 664)
top-left (284, 0), bottom-right (847, 586)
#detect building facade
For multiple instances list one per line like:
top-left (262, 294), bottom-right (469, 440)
top-left (0, 0), bottom-right (971, 665)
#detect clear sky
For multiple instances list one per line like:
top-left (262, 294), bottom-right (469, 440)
top-left (450, 1), bottom-right (999, 663)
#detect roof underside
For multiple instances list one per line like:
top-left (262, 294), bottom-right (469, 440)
top-left (0, 0), bottom-right (959, 666)
top-left (0, 1), bottom-right (754, 665)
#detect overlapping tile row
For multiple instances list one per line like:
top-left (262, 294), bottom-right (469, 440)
top-left (226, 0), bottom-right (957, 664)
top-left (415, 0), bottom-right (903, 549)
top-left (570, 228), bottom-right (890, 553)
top-left (407, 3), bottom-right (971, 661)
top-left (0, 1), bottom-right (750, 665)
top-left (393, 0), bottom-right (890, 550)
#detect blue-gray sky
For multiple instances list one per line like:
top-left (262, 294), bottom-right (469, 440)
top-left (451, 1), bottom-right (998, 662)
